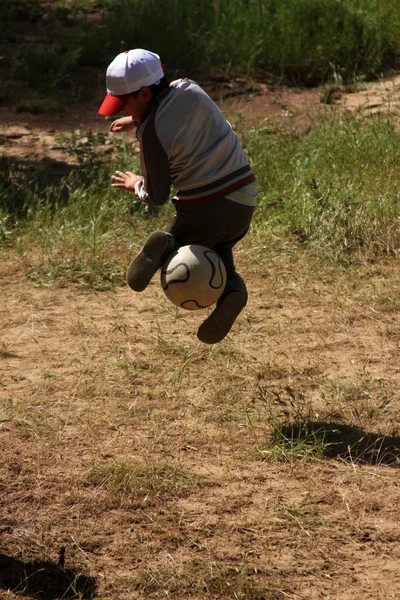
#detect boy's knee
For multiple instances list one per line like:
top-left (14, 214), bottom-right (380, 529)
top-left (160, 232), bottom-right (178, 265)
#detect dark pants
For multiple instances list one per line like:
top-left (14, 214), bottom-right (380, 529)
top-left (167, 197), bottom-right (255, 302)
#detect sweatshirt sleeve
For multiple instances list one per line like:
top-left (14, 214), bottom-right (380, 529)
top-left (139, 111), bottom-right (171, 206)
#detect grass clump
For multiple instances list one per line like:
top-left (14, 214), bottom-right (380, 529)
top-left (253, 381), bottom-right (400, 467)
top-left (254, 422), bottom-right (331, 463)
top-left (0, 135), bottom-right (171, 288)
top-left (134, 563), bottom-right (277, 599)
top-left (86, 458), bottom-right (199, 507)
top-left (253, 385), bottom-right (333, 463)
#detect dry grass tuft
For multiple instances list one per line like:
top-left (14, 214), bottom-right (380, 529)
top-left (85, 458), bottom-right (201, 508)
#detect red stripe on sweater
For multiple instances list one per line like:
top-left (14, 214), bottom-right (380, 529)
top-left (176, 174), bottom-right (256, 205)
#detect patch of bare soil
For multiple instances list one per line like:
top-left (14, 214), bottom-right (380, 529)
top-left (2, 77), bottom-right (400, 600)
top-left (2, 72), bottom-right (400, 168)
top-left (1, 77), bottom-right (322, 168)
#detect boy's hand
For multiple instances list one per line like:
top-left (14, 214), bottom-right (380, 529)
top-left (111, 170), bottom-right (143, 193)
top-left (109, 117), bottom-right (137, 133)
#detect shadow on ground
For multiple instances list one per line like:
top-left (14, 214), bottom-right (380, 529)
top-left (279, 421), bottom-right (400, 466)
top-left (0, 552), bottom-right (97, 599)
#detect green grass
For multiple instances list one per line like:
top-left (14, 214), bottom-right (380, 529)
top-left (243, 112), bottom-right (400, 263)
top-left (0, 135), bottom-right (172, 289)
top-left (63, 0), bottom-right (400, 82)
top-left (3, 111), bottom-right (400, 285)
top-left (2, 0), bottom-right (400, 111)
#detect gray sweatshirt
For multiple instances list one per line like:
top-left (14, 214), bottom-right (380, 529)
top-left (135, 79), bottom-right (256, 206)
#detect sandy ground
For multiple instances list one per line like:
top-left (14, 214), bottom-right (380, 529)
top-left (1, 76), bottom-right (400, 599)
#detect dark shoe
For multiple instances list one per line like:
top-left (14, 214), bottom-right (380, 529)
top-left (126, 231), bottom-right (171, 292)
top-left (197, 291), bottom-right (247, 344)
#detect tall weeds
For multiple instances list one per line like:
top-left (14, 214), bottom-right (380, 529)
top-left (2, 0), bottom-right (400, 93)
top-left (244, 112), bottom-right (400, 261)
top-left (87, 0), bottom-right (400, 82)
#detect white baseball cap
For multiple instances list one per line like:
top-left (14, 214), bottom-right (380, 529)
top-left (98, 49), bottom-right (164, 116)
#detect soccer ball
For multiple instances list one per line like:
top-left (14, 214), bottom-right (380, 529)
top-left (160, 245), bottom-right (227, 310)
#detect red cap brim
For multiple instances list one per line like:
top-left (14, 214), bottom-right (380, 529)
top-left (98, 93), bottom-right (131, 116)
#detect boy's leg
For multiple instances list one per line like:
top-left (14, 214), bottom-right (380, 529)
top-left (126, 231), bottom-right (177, 292)
top-left (169, 198), bottom-right (254, 343)
top-left (197, 247), bottom-right (248, 344)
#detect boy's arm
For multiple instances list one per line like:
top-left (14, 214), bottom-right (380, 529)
top-left (111, 171), bottom-right (144, 194)
top-left (111, 115), bottom-right (171, 205)
top-left (139, 116), bottom-right (171, 206)
top-left (109, 116), bottom-right (137, 133)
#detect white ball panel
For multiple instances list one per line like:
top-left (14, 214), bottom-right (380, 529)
top-left (160, 245), bottom-right (227, 310)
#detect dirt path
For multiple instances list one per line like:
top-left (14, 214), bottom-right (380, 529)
top-left (2, 73), bottom-right (400, 168)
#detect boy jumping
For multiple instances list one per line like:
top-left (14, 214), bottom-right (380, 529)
top-left (98, 48), bottom-right (257, 344)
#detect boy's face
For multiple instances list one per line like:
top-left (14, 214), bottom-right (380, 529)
top-left (124, 87), bottom-right (152, 124)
